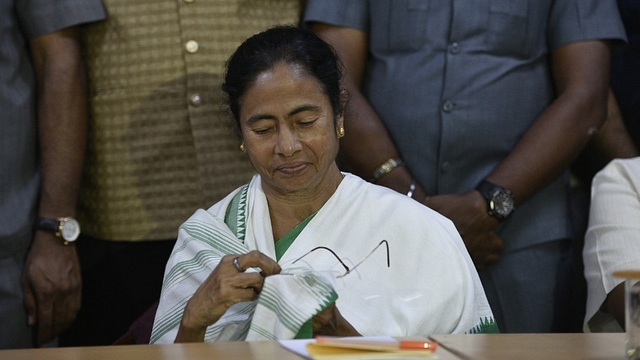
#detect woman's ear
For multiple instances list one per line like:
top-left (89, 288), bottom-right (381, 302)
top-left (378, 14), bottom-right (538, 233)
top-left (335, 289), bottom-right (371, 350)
top-left (337, 89), bottom-right (348, 131)
top-left (339, 89), bottom-right (349, 114)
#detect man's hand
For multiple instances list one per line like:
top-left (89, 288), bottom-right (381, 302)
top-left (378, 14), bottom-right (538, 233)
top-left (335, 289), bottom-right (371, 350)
top-left (21, 232), bottom-right (81, 346)
top-left (425, 191), bottom-right (504, 270)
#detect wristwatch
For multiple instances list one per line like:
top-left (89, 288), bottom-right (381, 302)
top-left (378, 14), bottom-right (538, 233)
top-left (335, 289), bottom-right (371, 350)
top-left (36, 217), bottom-right (81, 245)
top-left (476, 180), bottom-right (515, 221)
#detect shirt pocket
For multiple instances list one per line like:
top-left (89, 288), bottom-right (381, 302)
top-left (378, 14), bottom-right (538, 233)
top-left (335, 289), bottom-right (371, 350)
top-left (370, 0), bottom-right (430, 53)
top-left (485, 1), bottom-right (534, 57)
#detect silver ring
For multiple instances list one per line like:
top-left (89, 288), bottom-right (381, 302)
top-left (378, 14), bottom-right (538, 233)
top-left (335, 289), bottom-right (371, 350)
top-left (233, 257), bottom-right (244, 272)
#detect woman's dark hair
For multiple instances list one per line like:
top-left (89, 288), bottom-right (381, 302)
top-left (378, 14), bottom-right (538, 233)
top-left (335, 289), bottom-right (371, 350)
top-left (222, 25), bottom-right (344, 138)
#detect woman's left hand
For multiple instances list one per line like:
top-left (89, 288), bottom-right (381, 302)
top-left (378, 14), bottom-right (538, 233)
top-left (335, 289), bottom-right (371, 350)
top-left (312, 303), bottom-right (360, 336)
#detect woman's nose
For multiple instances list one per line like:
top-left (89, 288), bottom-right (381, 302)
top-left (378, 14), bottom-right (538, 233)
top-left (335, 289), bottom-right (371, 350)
top-left (276, 128), bottom-right (300, 156)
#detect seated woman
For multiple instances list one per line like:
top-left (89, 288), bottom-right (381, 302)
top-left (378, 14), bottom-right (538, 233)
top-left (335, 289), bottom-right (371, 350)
top-left (150, 26), bottom-right (497, 344)
top-left (584, 157), bottom-right (640, 332)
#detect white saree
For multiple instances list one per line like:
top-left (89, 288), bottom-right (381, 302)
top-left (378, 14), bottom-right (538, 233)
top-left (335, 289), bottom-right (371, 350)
top-left (151, 174), bottom-right (496, 344)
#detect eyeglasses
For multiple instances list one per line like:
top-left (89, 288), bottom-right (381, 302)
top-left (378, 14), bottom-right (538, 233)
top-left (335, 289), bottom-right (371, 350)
top-left (291, 240), bottom-right (389, 278)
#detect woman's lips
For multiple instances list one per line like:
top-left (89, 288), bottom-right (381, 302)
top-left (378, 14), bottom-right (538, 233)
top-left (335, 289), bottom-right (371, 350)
top-left (276, 162), bottom-right (308, 175)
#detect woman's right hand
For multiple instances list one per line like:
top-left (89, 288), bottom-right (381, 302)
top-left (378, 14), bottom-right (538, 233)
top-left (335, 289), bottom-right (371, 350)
top-left (175, 250), bottom-right (281, 342)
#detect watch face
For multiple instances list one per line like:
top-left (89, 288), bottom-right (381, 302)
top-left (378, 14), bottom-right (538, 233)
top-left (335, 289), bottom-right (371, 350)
top-left (491, 191), bottom-right (515, 218)
top-left (60, 218), bottom-right (81, 242)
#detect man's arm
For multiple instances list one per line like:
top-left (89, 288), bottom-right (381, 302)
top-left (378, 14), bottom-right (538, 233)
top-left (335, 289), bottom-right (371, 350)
top-left (21, 26), bottom-right (87, 346)
top-left (310, 23), bottom-right (428, 200)
top-left (572, 89), bottom-right (639, 181)
top-left (484, 40), bottom-right (612, 202)
top-left (427, 40), bottom-right (613, 267)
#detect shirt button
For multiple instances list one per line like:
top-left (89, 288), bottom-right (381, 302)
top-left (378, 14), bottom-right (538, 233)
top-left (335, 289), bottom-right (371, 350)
top-left (450, 42), bottom-right (460, 54)
top-left (442, 100), bottom-right (454, 113)
top-left (189, 93), bottom-right (202, 106)
top-left (185, 40), bottom-right (199, 53)
top-left (441, 162), bottom-right (450, 173)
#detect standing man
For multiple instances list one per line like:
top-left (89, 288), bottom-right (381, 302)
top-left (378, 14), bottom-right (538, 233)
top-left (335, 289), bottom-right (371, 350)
top-left (304, 1), bottom-right (626, 332)
top-left (0, 0), bottom-right (105, 348)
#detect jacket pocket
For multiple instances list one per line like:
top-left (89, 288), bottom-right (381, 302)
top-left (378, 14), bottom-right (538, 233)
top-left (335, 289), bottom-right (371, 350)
top-left (370, 0), bottom-right (430, 53)
top-left (485, 1), bottom-right (534, 58)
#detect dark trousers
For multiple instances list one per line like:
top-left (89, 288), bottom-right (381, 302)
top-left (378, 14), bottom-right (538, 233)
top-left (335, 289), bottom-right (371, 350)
top-left (58, 236), bottom-right (175, 346)
top-left (479, 239), bottom-right (574, 333)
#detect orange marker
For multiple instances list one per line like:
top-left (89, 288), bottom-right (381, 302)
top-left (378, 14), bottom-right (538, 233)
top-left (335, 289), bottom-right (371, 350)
top-left (399, 340), bottom-right (438, 351)
top-left (315, 336), bottom-right (438, 352)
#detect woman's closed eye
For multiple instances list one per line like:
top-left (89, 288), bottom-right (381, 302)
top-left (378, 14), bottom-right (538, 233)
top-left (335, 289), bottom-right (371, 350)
top-left (297, 118), bottom-right (318, 128)
top-left (253, 126), bottom-right (274, 135)
top-left (248, 119), bottom-right (276, 135)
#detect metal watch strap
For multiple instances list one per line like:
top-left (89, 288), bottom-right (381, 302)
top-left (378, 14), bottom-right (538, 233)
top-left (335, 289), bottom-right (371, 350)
top-left (370, 158), bottom-right (404, 183)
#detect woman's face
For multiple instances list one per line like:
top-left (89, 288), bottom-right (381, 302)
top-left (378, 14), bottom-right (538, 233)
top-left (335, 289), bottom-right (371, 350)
top-left (239, 62), bottom-right (343, 196)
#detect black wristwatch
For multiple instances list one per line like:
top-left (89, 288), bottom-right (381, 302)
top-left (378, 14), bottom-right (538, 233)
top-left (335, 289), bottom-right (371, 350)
top-left (476, 180), bottom-right (515, 221)
top-left (36, 217), bottom-right (81, 245)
